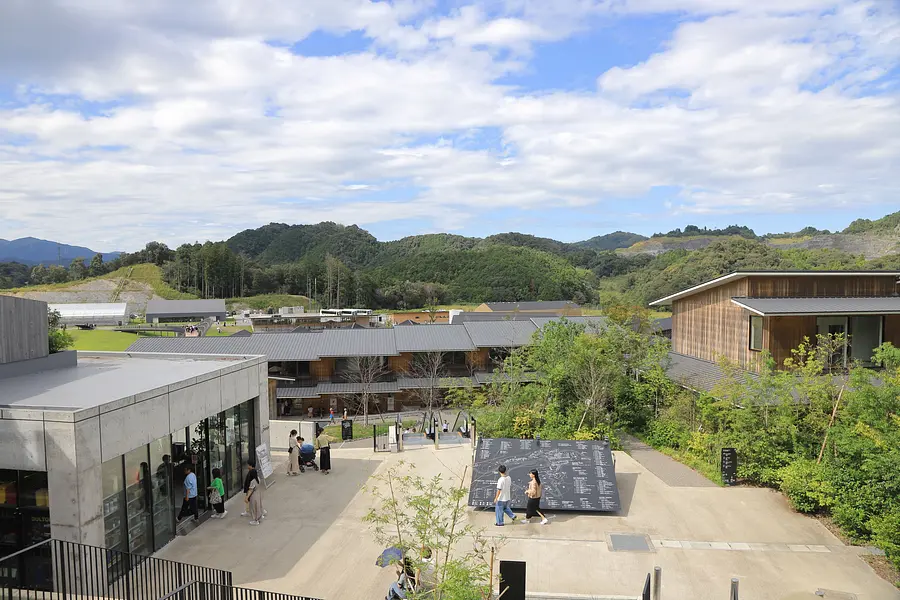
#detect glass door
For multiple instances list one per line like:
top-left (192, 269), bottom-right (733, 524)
top-left (171, 428), bottom-right (189, 520)
top-left (124, 446), bottom-right (153, 555)
top-left (226, 408), bottom-right (241, 497)
top-left (0, 470), bottom-right (51, 589)
top-left (149, 436), bottom-right (174, 551)
top-left (189, 420), bottom-right (209, 513)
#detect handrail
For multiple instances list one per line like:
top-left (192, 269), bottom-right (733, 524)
top-left (156, 581), bottom-right (199, 600)
top-left (0, 537), bottom-right (52, 562)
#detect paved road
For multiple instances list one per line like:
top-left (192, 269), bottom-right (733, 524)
top-left (619, 433), bottom-right (716, 488)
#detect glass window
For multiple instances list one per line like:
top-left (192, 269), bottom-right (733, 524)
top-left (226, 408), bottom-right (241, 497)
top-left (749, 316), bottom-right (763, 351)
top-left (124, 446), bottom-right (152, 555)
top-left (101, 457), bottom-right (126, 552)
top-left (209, 413), bottom-right (226, 492)
top-left (239, 400), bottom-right (255, 480)
top-left (148, 436), bottom-right (174, 551)
top-left (188, 420), bottom-right (209, 512)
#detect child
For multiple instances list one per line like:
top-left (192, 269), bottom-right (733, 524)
top-left (209, 468), bottom-right (227, 518)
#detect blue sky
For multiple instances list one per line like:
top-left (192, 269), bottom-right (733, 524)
top-left (0, 0), bottom-right (898, 251)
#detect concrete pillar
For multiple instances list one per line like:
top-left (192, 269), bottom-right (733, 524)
top-left (256, 360), bottom-right (271, 452)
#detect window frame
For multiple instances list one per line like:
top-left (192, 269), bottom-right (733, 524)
top-left (748, 315), bottom-right (764, 352)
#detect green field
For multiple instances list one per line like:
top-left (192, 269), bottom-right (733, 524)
top-left (69, 329), bottom-right (139, 351)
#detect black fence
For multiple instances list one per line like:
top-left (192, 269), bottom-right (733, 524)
top-left (160, 580), bottom-right (321, 600)
top-left (0, 538), bottom-right (231, 600)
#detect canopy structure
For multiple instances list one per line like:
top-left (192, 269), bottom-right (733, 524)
top-left (49, 303), bottom-right (128, 326)
top-left (731, 297), bottom-right (900, 316)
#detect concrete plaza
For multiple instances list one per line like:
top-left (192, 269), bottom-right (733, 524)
top-left (155, 443), bottom-right (900, 600)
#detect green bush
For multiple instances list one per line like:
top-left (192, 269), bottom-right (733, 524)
top-left (645, 419), bottom-right (689, 449)
top-left (777, 459), bottom-right (834, 514)
top-left (869, 508), bottom-right (900, 571)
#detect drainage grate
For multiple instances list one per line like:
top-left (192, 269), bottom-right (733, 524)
top-left (607, 533), bottom-right (655, 552)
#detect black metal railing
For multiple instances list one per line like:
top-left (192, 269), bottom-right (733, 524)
top-left (158, 580), bottom-right (321, 600)
top-left (0, 538), bottom-right (231, 600)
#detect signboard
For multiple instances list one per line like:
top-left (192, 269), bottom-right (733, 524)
top-left (341, 419), bottom-right (353, 441)
top-left (468, 438), bottom-right (621, 512)
top-left (721, 448), bottom-right (737, 486)
top-left (255, 443), bottom-right (275, 487)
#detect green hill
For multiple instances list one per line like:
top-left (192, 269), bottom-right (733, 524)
top-left (843, 210), bottom-right (900, 234)
top-left (576, 231), bottom-right (648, 251)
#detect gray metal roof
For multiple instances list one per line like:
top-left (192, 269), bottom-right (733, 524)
top-left (315, 381), bottom-right (400, 394)
top-left (665, 352), bottom-right (758, 393)
top-left (393, 325), bottom-right (476, 352)
top-left (396, 376), bottom-right (476, 389)
top-left (49, 303), bottom-right (128, 318)
top-left (452, 311), bottom-right (559, 323)
top-left (145, 299), bottom-right (226, 317)
top-left (731, 296), bottom-right (900, 316)
top-left (126, 333), bottom-right (320, 361)
top-left (317, 328), bottom-right (398, 357)
top-left (530, 316), bottom-right (608, 330)
top-left (275, 386), bottom-right (321, 399)
top-left (484, 301), bottom-right (579, 311)
top-left (463, 321), bottom-right (538, 347)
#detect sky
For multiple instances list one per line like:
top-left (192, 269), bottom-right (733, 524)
top-left (0, 0), bottom-right (898, 252)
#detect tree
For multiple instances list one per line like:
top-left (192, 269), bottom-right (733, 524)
top-left (363, 462), bottom-right (496, 600)
top-left (48, 309), bottom-right (73, 353)
top-left (407, 352), bottom-right (447, 413)
top-left (69, 257), bottom-right (87, 280)
top-left (46, 265), bottom-right (70, 284)
top-left (347, 356), bottom-right (390, 426)
top-left (88, 253), bottom-right (104, 277)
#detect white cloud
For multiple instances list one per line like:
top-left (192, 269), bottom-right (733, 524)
top-left (0, 0), bottom-right (898, 249)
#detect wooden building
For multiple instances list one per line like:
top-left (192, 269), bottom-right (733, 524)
top-left (650, 271), bottom-right (900, 371)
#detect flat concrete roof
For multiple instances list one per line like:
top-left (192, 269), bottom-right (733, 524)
top-left (0, 353), bottom-right (258, 412)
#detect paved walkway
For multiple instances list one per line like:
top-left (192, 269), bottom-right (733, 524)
top-left (619, 433), bottom-right (716, 488)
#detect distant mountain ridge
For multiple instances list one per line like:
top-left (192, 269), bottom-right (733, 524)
top-left (0, 237), bottom-right (121, 265)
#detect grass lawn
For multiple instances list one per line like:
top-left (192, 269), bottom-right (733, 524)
top-left (68, 329), bottom-right (139, 351)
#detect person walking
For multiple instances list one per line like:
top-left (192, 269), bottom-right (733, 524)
top-left (315, 428), bottom-right (334, 475)
top-left (329, 407), bottom-right (336, 424)
top-left (287, 429), bottom-right (299, 475)
top-left (244, 459), bottom-right (264, 525)
top-left (208, 468), bottom-right (227, 518)
top-left (177, 465), bottom-right (199, 522)
top-left (524, 469), bottom-right (549, 525)
top-left (342, 408), bottom-right (348, 420)
top-left (493, 465), bottom-right (517, 526)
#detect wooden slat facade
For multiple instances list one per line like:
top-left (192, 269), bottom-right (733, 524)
top-left (672, 274), bottom-right (900, 371)
top-left (0, 295), bottom-right (49, 364)
top-left (747, 275), bottom-right (898, 297)
top-left (672, 278), bottom-right (753, 368)
top-left (885, 315), bottom-right (900, 348)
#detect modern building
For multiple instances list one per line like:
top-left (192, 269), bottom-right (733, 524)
top-left (145, 299), bottom-right (227, 323)
top-left (473, 301), bottom-right (582, 315)
top-left (126, 317), bottom-right (607, 419)
top-left (48, 302), bottom-right (128, 327)
top-left (649, 271), bottom-right (900, 389)
top-left (0, 296), bottom-right (268, 578)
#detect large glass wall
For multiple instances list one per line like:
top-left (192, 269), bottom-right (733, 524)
top-left (0, 470), bottom-right (51, 588)
top-left (148, 436), bottom-right (174, 550)
top-left (98, 398), bottom-right (258, 554)
top-left (124, 446), bottom-right (152, 555)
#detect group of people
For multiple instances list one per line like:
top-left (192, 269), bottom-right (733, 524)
top-left (286, 428), bottom-right (335, 475)
top-left (175, 460), bottom-right (266, 527)
top-left (386, 548), bottom-right (437, 600)
top-left (493, 465), bottom-right (549, 526)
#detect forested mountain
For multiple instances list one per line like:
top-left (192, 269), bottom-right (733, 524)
top-left (0, 237), bottom-right (120, 265)
top-left (4, 211), bottom-right (899, 310)
top-left (576, 231), bottom-right (648, 251)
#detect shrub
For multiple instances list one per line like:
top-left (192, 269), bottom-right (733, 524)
top-left (645, 419), bottom-right (689, 449)
top-left (777, 459), bottom-right (834, 514)
top-left (869, 507), bottom-right (900, 571)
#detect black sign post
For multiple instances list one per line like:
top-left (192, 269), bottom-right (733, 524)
top-left (499, 561), bottom-right (526, 600)
top-left (721, 447), bottom-right (738, 486)
top-left (341, 419), bottom-right (353, 441)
